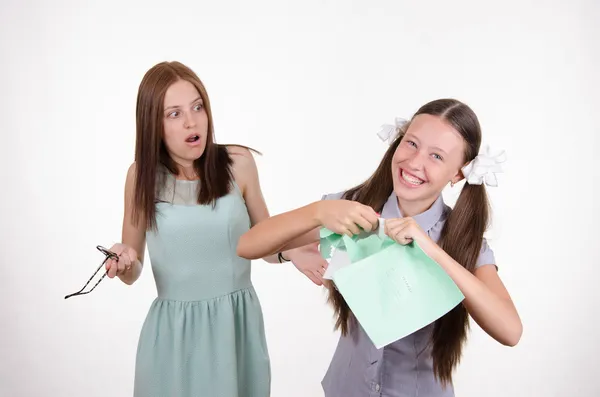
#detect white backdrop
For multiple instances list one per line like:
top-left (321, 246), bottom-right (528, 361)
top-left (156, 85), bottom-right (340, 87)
top-left (1, 0), bottom-right (599, 396)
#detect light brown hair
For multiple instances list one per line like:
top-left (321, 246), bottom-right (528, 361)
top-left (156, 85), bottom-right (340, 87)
top-left (325, 98), bottom-right (489, 387)
top-left (131, 61), bottom-right (257, 230)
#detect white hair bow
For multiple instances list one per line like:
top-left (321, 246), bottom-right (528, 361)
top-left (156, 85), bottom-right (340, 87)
top-left (377, 117), bottom-right (409, 144)
top-left (461, 145), bottom-right (507, 187)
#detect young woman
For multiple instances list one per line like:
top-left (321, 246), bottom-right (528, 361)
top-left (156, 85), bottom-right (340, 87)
top-left (237, 99), bottom-right (522, 396)
top-left (103, 61), bottom-right (324, 397)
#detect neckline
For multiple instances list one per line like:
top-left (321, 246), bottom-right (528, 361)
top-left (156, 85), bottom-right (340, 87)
top-left (174, 178), bottom-right (199, 183)
top-left (158, 164), bottom-right (200, 183)
top-left (381, 192), bottom-right (446, 233)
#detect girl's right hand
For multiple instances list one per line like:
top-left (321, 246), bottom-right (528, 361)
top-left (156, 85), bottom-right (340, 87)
top-left (314, 200), bottom-right (379, 237)
top-left (105, 243), bottom-right (138, 278)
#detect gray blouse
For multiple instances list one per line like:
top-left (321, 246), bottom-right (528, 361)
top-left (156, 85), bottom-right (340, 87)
top-left (320, 191), bottom-right (496, 397)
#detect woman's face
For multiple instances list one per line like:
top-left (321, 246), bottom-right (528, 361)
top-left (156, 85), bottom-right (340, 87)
top-left (162, 79), bottom-right (209, 168)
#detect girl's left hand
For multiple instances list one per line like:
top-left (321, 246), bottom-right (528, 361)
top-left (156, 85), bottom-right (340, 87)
top-left (384, 217), bottom-right (432, 249)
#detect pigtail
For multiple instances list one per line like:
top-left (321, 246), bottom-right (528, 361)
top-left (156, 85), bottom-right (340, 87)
top-left (431, 182), bottom-right (489, 387)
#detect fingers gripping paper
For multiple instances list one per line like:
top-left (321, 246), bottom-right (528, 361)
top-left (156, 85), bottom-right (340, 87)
top-left (319, 220), bottom-right (465, 349)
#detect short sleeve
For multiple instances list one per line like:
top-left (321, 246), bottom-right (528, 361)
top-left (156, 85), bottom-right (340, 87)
top-left (476, 238), bottom-right (497, 270)
top-left (320, 191), bottom-right (345, 201)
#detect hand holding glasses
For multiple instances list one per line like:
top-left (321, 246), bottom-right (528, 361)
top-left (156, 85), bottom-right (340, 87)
top-left (64, 244), bottom-right (137, 299)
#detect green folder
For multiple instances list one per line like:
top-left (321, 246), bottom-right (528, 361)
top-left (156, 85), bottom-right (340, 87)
top-left (320, 223), bottom-right (465, 348)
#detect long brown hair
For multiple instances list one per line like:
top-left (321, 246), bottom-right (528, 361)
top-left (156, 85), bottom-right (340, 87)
top-left (131, 61), bottom-right (258, 230)
top-left (325, 98), bottom-right (489, 387)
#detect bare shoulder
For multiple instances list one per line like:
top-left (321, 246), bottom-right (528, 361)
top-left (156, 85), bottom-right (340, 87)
top-left (226, 145), bottom-right (258, 173)
top-left (225, 145), bottom-right (260, 195)
top-left (126, 161), bottom-right (137, 177)
top-left (123, 162), bottom-right (142, 202)
top-left (125, 162), bottom-right (137, 188)
top-left (226, 144), bottom-right (252, 155)
top-left (226, 144), bottom-right (255, 163)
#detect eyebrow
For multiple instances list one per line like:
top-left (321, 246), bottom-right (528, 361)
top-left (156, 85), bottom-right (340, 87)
top-left (164, 96), bottom-right (203, 112)
top-left (405, 133), bottom-right (449, 155)
top-left (431, 146), bottom-right (448, 155)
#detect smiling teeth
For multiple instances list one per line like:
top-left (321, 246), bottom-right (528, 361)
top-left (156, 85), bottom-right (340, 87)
top-left (401, 170), bottom-right (424, 185)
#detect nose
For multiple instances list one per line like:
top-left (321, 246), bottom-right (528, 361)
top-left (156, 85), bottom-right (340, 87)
top-left (183, 112), bottom-right (196, 129)
top-left (406, 150), bottom-right (426, 171)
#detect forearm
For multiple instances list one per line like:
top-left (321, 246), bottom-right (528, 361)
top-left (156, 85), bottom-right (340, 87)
top-left (427, 243), bottom-right (522, 346)
top-left (237, 203), bottom-right (321, 259)
top-left (261, 254), bottom-right (279, 264)
top-left (117, 259), bottom-right (143, 285)
top-left (261, 246), bottom-right (314, 264)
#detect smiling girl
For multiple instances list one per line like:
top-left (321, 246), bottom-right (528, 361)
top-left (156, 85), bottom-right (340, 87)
top-left (237, 98), bottom-right (522, 396)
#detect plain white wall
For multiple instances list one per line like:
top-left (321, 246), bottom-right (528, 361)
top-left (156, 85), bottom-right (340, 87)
top-left (1, 0), bottom-right (598, 396)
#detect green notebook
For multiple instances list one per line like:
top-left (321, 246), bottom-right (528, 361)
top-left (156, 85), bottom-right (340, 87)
top-left (320, 220), bottom-right (465, 348)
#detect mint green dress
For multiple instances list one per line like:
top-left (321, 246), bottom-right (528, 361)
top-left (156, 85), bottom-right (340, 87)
top-left (133, 173), bottom-right (271, 397)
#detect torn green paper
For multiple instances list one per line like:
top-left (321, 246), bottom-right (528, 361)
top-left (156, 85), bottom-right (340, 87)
top-left (319, 225), bottom-right (465, 349)
top-left (319, 225), bottom-right (392, 261)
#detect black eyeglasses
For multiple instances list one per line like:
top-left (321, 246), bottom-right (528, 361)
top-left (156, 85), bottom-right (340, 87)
top-left (64, 245), bottom-right (118, 299)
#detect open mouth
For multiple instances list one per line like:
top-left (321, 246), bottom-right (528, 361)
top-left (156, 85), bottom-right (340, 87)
top-left (185, 134), bottom-right (200, 143)
top-left (400, 169), bottom-right (426, 186)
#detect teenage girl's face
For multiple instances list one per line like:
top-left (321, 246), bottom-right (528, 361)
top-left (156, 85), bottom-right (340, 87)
top-left (162, 79), bottom-right (209, 168)
top-left (391, 114), bottom-right (466, 210)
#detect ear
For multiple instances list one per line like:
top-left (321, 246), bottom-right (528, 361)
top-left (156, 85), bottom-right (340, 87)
top-left (451, 168), bottom-right (465, 185)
